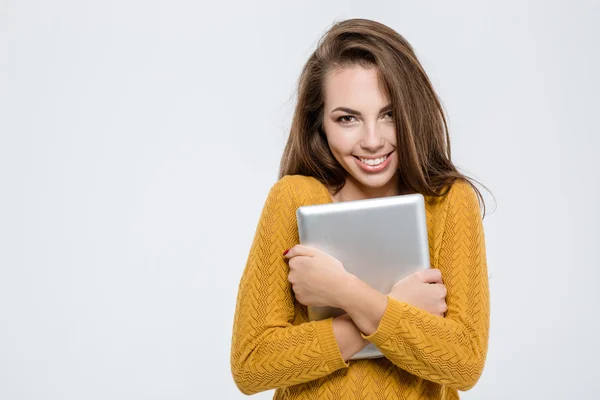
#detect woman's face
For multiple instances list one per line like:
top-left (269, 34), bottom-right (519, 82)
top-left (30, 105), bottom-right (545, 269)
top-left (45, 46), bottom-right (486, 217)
top-left (322, 65), bottom-right (399, 197)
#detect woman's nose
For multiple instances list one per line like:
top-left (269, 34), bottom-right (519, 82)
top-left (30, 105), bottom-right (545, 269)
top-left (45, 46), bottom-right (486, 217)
top-left (360, 126), bottom-right (385, 150)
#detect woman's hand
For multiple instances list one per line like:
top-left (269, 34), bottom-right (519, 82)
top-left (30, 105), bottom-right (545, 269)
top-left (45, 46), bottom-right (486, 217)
top-left (284, 245), bottom-right (352, 308)
top-left (389, 269), bottom-right (448, 317)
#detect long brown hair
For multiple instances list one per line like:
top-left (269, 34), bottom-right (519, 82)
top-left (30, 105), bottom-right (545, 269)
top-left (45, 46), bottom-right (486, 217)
top-left (279, 18), bottom-right (492, 218)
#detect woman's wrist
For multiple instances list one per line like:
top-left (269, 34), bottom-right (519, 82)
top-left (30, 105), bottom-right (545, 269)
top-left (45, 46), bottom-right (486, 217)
top-left (336, 274), bottom-right (388, 336)
top-left (331, 271), bottom-right (359, 309)
top-left (332, 314), bottom-right (370, 361)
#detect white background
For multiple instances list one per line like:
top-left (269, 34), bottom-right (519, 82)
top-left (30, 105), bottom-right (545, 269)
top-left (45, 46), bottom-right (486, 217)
top-left (1, 1), bottom-right (599, 399)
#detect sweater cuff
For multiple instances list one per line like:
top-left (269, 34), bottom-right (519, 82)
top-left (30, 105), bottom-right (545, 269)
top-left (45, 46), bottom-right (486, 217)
top-left (315, 318), bottom-right (350, 371)
top-left (360, 295), bottom-right (405, 346)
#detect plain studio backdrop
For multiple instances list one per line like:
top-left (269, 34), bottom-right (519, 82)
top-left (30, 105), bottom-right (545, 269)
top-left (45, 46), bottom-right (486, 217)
top-left (1, 0), bottom-right (599, 399)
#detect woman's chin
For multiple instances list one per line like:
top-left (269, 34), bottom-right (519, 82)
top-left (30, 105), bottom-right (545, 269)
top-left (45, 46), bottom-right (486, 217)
top-left (348, 170), bottom-right (398, 191)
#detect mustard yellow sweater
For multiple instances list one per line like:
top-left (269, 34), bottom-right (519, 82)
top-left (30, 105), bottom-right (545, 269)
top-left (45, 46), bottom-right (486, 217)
top-left (231, 175), bottom-right (490, 399)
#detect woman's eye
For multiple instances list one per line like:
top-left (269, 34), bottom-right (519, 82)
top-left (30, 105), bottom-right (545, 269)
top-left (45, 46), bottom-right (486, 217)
top-left (336, 112), bottom-right (392, 124)
top-left (337, 115), bottom-right (357, 124)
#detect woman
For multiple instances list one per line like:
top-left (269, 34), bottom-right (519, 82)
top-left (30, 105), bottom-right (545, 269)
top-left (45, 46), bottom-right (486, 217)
top-left (230, 18), bottom-right (491, 400)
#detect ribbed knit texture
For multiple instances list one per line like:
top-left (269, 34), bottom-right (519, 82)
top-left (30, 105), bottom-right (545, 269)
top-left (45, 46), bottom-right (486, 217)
top-left (230, 175), bottom-right (490, 399)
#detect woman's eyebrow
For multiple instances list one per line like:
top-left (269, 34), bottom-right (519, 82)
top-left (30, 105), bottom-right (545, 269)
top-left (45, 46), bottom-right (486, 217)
top-left (330, 104), bottom-right (392, 116)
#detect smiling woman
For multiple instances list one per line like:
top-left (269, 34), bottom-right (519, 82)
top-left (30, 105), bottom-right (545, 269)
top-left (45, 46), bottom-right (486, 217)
top-left (231, 18), bottom-right (492, 400)
top-left (322, 66), bottom-right (400, 201)
top-left (278, 19), bottom-right (490, 209)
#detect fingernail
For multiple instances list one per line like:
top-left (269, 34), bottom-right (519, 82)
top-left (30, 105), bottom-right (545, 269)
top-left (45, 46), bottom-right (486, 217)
top-left (283, 249), bottom-right (289, 256)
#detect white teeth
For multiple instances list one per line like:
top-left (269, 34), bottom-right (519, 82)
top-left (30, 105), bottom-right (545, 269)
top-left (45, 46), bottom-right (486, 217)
top-left (359, 155), bottom-right (387, 166)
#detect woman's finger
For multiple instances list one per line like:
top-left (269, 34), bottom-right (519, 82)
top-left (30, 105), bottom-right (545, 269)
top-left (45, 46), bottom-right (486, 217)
top-left (420, 268), bottom-right (443, 283)
top-left (283, 244), bottom-right (314, 259)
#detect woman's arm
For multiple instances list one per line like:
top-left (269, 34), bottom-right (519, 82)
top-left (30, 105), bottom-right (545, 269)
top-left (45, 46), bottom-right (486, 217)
top-left (332, 314), bottom-right (371, 360)
top-left (338, 181), bottom-right (490, 391)
top-left (231, 177), bottom-right (358, 395)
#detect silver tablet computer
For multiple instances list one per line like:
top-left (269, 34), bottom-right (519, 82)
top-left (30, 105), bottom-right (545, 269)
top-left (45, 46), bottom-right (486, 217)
top-left (296, 193), bottom-right (431, 360)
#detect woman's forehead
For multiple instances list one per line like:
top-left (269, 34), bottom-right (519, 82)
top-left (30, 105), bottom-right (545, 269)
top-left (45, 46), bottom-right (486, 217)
top-left (323, 66), bottom-right (390, 112)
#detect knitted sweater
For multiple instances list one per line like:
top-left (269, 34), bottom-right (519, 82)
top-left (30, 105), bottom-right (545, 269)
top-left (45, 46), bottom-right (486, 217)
top-left (230, 174), bottom-right (490, 399)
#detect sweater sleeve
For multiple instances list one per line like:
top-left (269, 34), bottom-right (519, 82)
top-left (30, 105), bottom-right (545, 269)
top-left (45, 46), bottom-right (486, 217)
top-left (230, 176), bottom-right (349, 395)
top-left (360, 181), bottom-right (490, 391)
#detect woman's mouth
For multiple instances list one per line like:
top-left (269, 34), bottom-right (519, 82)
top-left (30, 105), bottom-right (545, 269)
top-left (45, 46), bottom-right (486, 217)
top-left (353, 151), bottom-right (393, 172)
